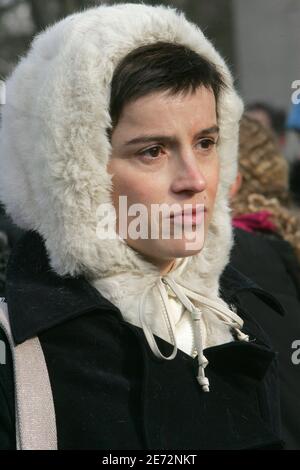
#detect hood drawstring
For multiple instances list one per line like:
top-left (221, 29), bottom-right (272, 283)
top-left (139, 274), bottom-right (249, 393)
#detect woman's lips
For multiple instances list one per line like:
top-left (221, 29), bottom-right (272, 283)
top-left (170, 209), bottom-right (205, 226)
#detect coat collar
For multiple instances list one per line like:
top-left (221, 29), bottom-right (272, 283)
top-left (5, 231), bottom-right (122, 344)
top-left (5, 230), bottom-right (284, 345)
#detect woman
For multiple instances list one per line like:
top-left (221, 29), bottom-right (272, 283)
top-left (230, 114), bottom-right (300, 449)
top-left (0, 3), bottom-right (283, 449)
top-left (231, 114), bottom-right (300, 256)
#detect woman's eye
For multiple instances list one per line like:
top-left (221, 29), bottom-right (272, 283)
top-left (197, 138), bottom-right (216, 150)
top-left (136, 140), bottom-right (216, 160)
top-left (138, 146), bottom-right (163, 159)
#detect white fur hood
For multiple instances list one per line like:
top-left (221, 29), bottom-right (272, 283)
top-left (0, 3), bottom-right (243, 297)
top-left (0, 3), bottom-right (246, 391)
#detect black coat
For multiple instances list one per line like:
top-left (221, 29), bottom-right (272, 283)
top-left (230, 227), bottom-right (300, 450)
top-left (0, 231), bottom-right (285, 450)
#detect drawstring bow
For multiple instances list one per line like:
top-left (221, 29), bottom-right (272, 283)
top-left (139, 274), bottom-right (249, 392)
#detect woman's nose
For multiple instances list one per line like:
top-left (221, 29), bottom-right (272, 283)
top-left (171, 157), bottom-right (207, 194)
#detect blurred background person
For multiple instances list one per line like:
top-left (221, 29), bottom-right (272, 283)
top-left (246, 101), bottom-right (287, 149)
top-left (285, 102), bottom-right (300, 162)
top-left (230, 114), bottom-right (300, 450)
top-left (285, 103), bottom-right (300, 206)
top-left (232, 115), bottom-right (300, 256)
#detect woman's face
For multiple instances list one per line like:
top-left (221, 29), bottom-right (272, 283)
top-left (107, 86), bottom-right (220, 273)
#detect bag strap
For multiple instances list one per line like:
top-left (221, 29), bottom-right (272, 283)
top-left (0, 301), bottom-right (57, 450)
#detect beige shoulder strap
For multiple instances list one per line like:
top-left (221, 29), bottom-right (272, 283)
top-left (0, 301), bottom-right (57, 450)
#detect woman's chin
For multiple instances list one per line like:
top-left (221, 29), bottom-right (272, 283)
top-left (148, 237), bottom-right (205, 260)
top-left (126, 235), bottom-right (205, 267)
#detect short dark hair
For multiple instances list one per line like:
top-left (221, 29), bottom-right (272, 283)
top-left (108, 41), bottom-right (226, 135)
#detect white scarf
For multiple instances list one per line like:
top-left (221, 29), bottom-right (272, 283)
top-left (91, 255), bottom-right (249, 393)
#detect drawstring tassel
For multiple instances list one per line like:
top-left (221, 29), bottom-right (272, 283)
top-left (234, 328), bottom-right (249, 342)
top-left (197, 357), bottom-right (210, 392)
top-left (191, 307), bottom-right (210, 392)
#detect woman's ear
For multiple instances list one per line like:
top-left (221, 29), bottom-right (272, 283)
top-left (229, 172), bottom-right (243, 200)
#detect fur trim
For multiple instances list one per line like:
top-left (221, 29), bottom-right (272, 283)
top-left (0, 3), bottom-right (243, 295)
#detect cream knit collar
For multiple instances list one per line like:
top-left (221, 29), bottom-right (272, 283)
top-left (91, 251), bottom-right (249, 393)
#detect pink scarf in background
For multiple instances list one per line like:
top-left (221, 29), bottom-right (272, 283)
top-left (232, 210), bottom-right (277, 233)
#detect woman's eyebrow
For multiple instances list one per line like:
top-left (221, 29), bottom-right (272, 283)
top-left (124, 125), bottom-right (219, 147)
